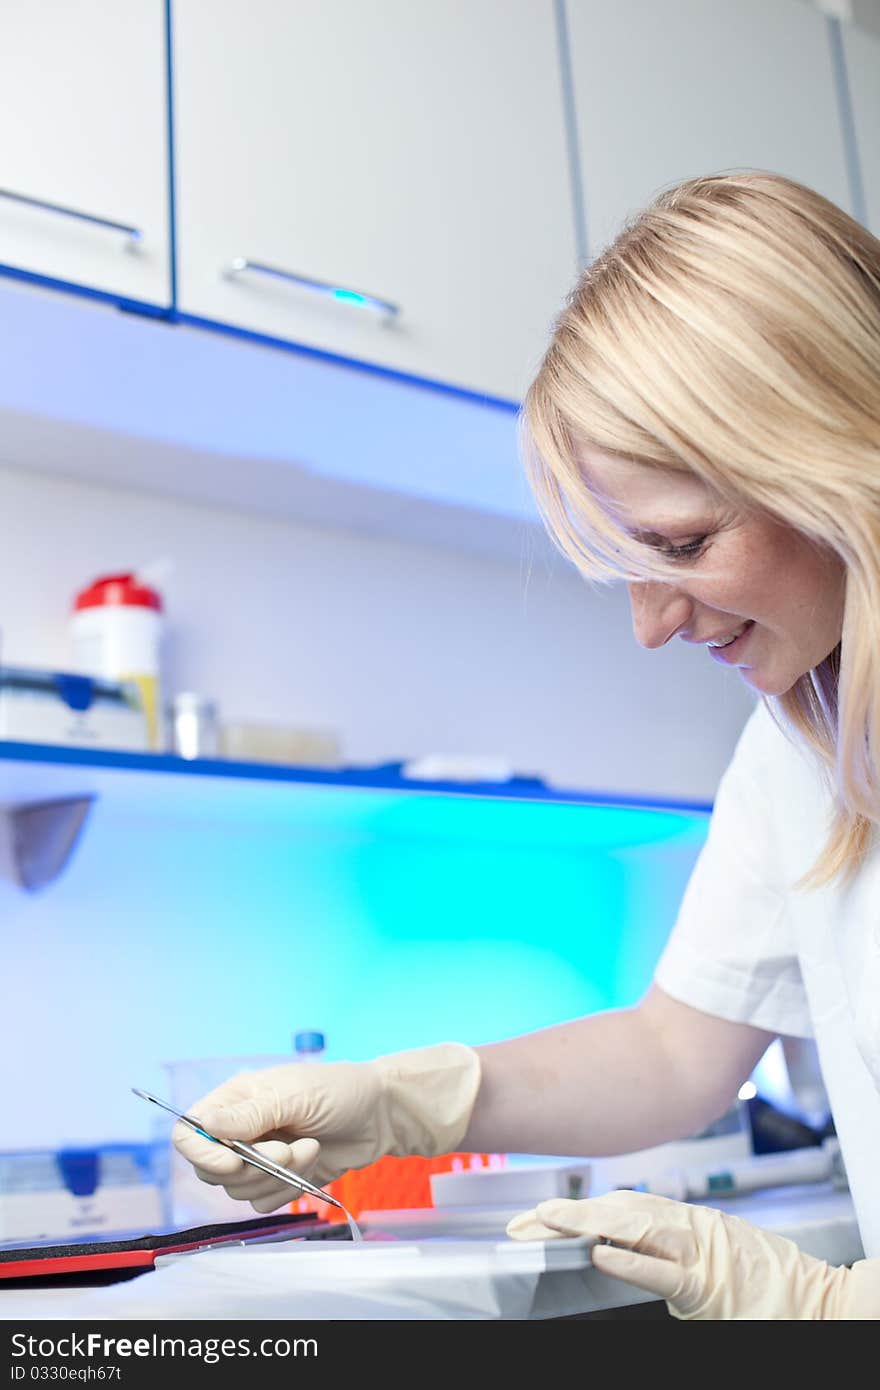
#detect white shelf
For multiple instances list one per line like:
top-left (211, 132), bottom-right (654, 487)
top-left (0, 739), bottom-right (712, 852)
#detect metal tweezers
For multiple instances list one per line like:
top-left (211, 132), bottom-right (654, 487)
top-left (131, 1085), bottom-right (346, 1213)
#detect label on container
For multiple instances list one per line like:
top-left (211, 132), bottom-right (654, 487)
top-left (122, 673), bottom-right (160, 749)
top-left (707, 1171), bottom-right (736, 1193)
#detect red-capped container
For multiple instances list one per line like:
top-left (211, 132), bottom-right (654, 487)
top-left (70, 573), bottom-right (164, 747)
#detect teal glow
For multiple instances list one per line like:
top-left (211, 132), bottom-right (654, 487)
top-left (2, 788), bottom-right (710, 1145)
top-left (333, 288), bottom-right (368, 305)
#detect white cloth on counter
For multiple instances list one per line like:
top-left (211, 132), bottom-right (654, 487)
top-left (655, 700), bottom-right (880, 1258)
top-left (0, 1191), bottom-right (861, 1321)
top-left (0, 1238), bottom-right (593, 1321)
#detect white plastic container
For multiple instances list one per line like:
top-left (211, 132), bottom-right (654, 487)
top-left (70, 572), bottom-right (164, 748)
top-left (430, 1161), bottom-right (591, 1208)
top-left (0, 1143), bottom-right (165, 1243)
top-left (219, 722), bottom-right (342, 767)
top-left (0, 666), bottom-right (148, 751)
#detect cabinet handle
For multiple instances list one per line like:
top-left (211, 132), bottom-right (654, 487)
top-left (225, 257), bottom-right (399, 319)
top-left (0, 188), bottom-right (142, 249)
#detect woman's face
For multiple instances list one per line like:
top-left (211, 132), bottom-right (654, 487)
top-left (578, 448), bottom-right (846, 697)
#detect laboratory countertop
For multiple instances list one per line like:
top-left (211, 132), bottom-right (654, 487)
top-left (0, 1182), bottom-right (863, 1321)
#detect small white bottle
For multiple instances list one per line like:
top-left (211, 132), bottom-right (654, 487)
top-left (70, 572), bottom-right (164, 748)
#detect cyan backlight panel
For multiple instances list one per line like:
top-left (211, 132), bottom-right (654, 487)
top-left (0, 789), bottom-right (709, 1148)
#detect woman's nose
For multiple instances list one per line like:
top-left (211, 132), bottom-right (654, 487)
top-left (627, 581), bottom-right (692, 649)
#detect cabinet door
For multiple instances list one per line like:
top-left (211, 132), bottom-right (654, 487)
top-left (841, 21), bottom-right (880, 233)
top-left (0, 1), bottom-right (171, 307)
top-left (172, 0), bottom-right (578, 403)
top-left (565, 0), bottom-right (853, 256)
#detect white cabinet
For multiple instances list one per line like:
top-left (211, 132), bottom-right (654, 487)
top-left (0, 1), bottom-right (171, 308)
top-left (564, 0), bottom-right (853, 257)
top-left (842, 21), bottom-right (880, 232)
top-left (2, 1), bottom-right (874, 546)
top-left (171, 0), bottom-right (578, 403)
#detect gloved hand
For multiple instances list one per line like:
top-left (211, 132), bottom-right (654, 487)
top-left (506, 1190), bottom-right (879, 1319)
top-left (172, 1042), bottom-right (481, 1213)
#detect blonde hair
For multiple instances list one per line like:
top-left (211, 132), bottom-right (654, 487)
top-left (524, 171), bottom-right (880, 886)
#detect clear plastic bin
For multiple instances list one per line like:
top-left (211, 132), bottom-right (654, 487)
top-left (161, 1054), bottom-right (291, 1227)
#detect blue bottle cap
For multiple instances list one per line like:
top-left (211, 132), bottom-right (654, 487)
top-left (293, 1030), bottom-right (325, 1055)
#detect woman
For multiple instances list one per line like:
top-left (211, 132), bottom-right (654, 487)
top-left (174, 172), bottom-right (880, 1318)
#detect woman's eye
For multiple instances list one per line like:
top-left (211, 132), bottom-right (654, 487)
top-left (664, 536), bottom-right (708, 560)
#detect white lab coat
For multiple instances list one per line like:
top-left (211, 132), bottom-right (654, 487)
top-left (655, 700), bottom-right (880, 1257)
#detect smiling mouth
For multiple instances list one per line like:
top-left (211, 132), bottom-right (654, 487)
top-left (706, 621), bottom-right (751, 649)
top-left (706, 620), bottom-right (755, 660)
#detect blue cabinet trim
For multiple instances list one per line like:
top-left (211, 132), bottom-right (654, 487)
top-left (0, 739), bottom-right (712, 814)
top-left (0, 261), bottom-right (175, 321)
top-left (173, 309), bottom-right (521, 412)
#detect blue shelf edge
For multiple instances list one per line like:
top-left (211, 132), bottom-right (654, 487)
top-left (0, 740), bottom-right (714, 816)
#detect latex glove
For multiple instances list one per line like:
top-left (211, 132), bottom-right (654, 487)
top-left (507, 1190), bottom-right (880, 1319)
top-left (172, 1042), bottom-right (481, 1213)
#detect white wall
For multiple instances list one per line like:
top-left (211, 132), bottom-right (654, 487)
top-left (0, 464), bottom-right (756, 802)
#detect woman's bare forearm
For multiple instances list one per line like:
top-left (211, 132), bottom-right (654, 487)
top-left (461, 985), bottom-right (774, 1156)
